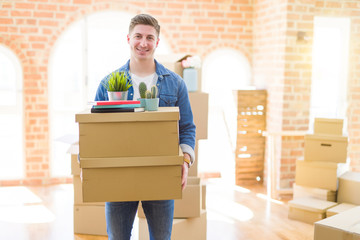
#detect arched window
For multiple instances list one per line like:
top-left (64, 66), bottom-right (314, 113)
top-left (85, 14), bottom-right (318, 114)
top-left (310, 17), bottom-right (350, 131)
top-left (0, 45), bottom-right (24, 179)
top-left (49, 11), bottom-right (170, 176)
top-left (200, 48), bottom-right (252, 180)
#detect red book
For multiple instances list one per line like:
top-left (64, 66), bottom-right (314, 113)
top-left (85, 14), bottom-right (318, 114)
top-left (89, 100), bottom-right (141, 106)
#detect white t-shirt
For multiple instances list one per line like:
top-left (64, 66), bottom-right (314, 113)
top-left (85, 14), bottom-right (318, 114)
top-left (130, 72), bottom-right (158, 100)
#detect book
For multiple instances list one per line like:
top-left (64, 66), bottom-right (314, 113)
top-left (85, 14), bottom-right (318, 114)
top-left (93, 104), bottom-right (141, 109)
top-left (91, 107), bottom-right (145, 113)
top-left (88, 100), bottom-right (141, 106)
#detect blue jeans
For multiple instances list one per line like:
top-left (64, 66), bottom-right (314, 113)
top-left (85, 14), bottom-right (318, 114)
top-left (105, 200), bottom-right (174, 240)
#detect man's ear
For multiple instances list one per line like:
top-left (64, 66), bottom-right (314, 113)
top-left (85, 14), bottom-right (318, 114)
top-left (127, 34), bottom-right (130, 44)
top-left (156, 38), bottom-right (160, 48)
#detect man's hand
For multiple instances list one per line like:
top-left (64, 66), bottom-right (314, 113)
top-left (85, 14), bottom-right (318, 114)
top-left (182, 153), bottom-right (190, 190)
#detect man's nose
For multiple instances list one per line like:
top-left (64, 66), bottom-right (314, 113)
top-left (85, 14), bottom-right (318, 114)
top-left (140, 38), bottom-right (146, 46)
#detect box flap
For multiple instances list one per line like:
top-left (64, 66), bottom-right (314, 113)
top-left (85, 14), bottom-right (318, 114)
top-left (289, 197), bottom-right (338, 213)
top-left (293, 183), bottom-right (336, 196)
top-left (76, 107), bottom-right (179, 123)
top-left (297, 159), bottom-right (341, 169)
top-left (67, 143), bottom-right (79, 154)
top-left (316, 206), bottom-right (360, 232)
top-left (327, 203), bottom-right (357, 215)
top-left (315, 118), bottom-right (343, 124)
top-left (80, 149), bottom-right (183, 168)
top-left (305, 134), bottom-right (348, 142)
top-left (187, 177), bottom-right (200, 185)
top-left (339, 171), bottom-right (360, 182)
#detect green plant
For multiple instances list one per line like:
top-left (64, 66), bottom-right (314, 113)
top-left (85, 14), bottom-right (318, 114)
top-left (139, 82), bottom-right (147, 99)
top-left (145, 85), bottom-right (158, 99)
top-left (102, 71), bottom-right (132, 92)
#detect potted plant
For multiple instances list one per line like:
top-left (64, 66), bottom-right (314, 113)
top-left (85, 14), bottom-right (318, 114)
top-left (102, 71), bottom-right (133, 100)
top-left (138, 82), bottom-right (147, 108)
top-left (145, 85), bottom-right (159, 111)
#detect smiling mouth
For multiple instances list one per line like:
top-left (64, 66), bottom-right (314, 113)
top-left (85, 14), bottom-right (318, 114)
top-left (136, 47), bottom-right (148, 53)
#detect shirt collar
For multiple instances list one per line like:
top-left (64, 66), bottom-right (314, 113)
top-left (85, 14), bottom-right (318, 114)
top-left (122, 59), bottom-right (171, 81)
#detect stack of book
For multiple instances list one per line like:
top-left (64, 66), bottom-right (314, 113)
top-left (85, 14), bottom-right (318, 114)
top-left (89, 100), bottom-right (144, 113)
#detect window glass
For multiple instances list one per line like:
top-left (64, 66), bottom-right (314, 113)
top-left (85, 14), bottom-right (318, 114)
top-left (201, 49), bottom-right (252, 182)
top-left (310, 17), bottom-right (350, 131)
top-left (0, 45), bottom-right (24, 179)
top-left (49, 11), bottom-right (170, 177)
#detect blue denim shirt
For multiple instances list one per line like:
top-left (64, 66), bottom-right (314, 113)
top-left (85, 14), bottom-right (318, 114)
top-left (94, 59), bottom-right (196, 164)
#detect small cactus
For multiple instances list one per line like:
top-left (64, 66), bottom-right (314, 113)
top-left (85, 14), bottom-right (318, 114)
top-left (145, 90), bottom-right (152, 99)
top-left (139, 82), bottom-right (147, 99)
top-left (145, 85), bottom-right (158, 99)
top-left (150, 85), bottom-right (158, 98)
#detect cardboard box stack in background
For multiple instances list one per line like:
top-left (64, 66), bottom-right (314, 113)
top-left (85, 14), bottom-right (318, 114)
top-left (307, 121), bottom-right (360, 240)
top-left (290, 118), bottom-right (349, 224)
top-left (68, 143), bottom-right (107, 236)
top-left (138, 55), bottom-right (208, 240)
top-left (155, 54), bottom-right (202, 92)
top-left (288, 198), bottom-right (338, 224)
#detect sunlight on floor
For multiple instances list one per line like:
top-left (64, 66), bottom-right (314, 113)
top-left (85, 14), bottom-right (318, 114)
top-left (207, 196), bottom-right (254, 222)
top-left (256, 193), bottom-right (284, 205)
top-left (0, 186), bottom-right (42, 205)
top-left (0, 186), bottom-right (55, 223)
top-left (0, 204), bottom-right (55, 223)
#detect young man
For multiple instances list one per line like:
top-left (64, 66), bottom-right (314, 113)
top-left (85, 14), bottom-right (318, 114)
top-left (94, 14), bottom-right (196, 240)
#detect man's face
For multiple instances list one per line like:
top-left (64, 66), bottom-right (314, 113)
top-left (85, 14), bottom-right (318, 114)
top-left (127, 24), bottom-right (159, 61)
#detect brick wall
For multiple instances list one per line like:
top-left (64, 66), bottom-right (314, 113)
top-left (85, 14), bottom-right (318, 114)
top-left (0, 0), bottom-right (359, 187)
top-left (253, 0), bottom-right (360, 190)
top-left (0, 0), bottom-right (253, 186)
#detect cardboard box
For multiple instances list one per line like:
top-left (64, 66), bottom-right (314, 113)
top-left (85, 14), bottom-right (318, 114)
top-left (138, 177), bottom-right (201, 218)
top-left (67, 143), bottom-right (80, 176)
top-left (326, 203), bottom-right (357, 218)
top-left (155, 54), bottom-right (202, 91)
top-left (75, 107), bottom-right (180, 158)
top-left (337, 171), bottom-right (360, 205)
top-left (139, 210), bottom-right (207, 240)
top-left (293, 183), bottom-right (337, 202)
top-left (314, 118), bottom-right (343, 136)
top-left (201, 183), bottom-right (206, 210)
top-left (189, 92), bottom-right (209, 140)
top-left (71, 154), bottom-right (81, 176)
top-left (80, 152), bottom-right (183, 202)
top-left (73, 205), bottom-right (107, 236)
top-left (73, 176), bottom-right (104, 206)
top-left (188, 140), bottom-right (199, 177)
top-left (288, 197), bottom-right (338, 224)
top-left (314, 206), bottom-right (360, 240)
top-left (304, 134), bottom-right (348, 163)
top-left (295, 160), bottom-right (348, 191)
top-left (155, 54), bottom-right (187, 76)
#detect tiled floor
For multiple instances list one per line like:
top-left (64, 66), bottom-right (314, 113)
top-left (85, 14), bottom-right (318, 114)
top-left (0, 179), bottom-right (314, 240)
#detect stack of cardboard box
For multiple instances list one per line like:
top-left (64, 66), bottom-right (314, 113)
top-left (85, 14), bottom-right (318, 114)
top-left (138, 54), bottom-right (209, 240)
top-left (74, 107), bottom-right (185, 237)
top-left (75, 107), bottom-right (183, 203)
top-left (314, 206), bottom-right (360, 240)
top-left (314, 172), bottom-right (360, 240)
top-left (289, 118), bottom-right (349, 224)
top-left (69, 143), bottom-right (107, 236)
